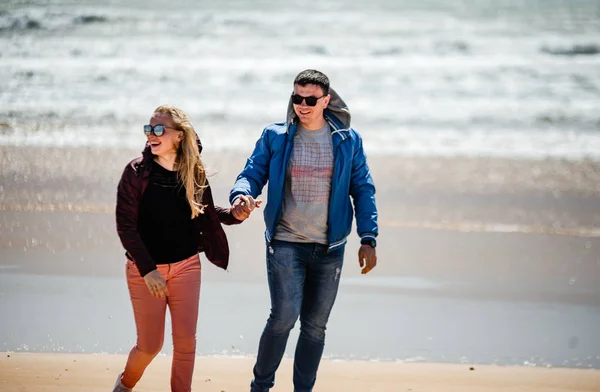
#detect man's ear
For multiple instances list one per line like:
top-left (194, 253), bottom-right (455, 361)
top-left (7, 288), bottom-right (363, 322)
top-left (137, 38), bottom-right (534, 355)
top-left (323, 94), bottom-right (331, 108)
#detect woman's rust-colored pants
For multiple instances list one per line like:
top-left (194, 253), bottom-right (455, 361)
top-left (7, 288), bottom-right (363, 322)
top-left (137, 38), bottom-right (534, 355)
top-left (121, 254), bottom-right (201, 392)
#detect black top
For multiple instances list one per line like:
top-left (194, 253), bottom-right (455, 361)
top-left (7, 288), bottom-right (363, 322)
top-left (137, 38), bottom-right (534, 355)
top-left (138, 161), bottom-right (198, 265)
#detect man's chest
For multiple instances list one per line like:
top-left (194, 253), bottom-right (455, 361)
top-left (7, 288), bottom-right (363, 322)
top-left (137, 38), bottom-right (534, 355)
top-left (288, 138), bottom-right (334, 177)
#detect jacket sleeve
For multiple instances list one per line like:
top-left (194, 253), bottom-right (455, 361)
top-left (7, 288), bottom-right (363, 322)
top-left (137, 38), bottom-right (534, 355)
top-left (202, 182), bottom-right (242, 226)
top-left (349, 130), bottom-right (378, 242)
top-left (115, 163), bottom-right (156, 277)
top-left (229, 127), bottom-right (271, 205)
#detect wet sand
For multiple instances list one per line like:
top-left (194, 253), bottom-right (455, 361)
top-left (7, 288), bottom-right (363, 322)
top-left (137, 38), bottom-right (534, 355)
top-left (1, 146), bottom-right (600, 371)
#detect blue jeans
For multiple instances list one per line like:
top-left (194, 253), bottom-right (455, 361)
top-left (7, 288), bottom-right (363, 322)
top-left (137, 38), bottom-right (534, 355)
top-left (250, 240), bottom-right (345, 392)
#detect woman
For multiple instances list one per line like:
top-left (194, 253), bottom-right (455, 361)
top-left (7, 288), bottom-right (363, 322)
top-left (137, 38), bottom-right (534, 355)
top-left (114, 105), bottom-right (259, 392)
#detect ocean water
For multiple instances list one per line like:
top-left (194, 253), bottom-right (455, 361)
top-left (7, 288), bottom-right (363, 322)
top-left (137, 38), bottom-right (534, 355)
top-left (1, 0), bottom-right (599, 158)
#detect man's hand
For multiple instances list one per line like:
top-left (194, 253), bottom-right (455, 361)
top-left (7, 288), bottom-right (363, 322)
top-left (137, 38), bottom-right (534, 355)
top-left (143, 270), bottom-right (169, 299)
top-left (232, 195), bottom-right (263, 221)
top-left (358, 245), bottom-right (377, 274)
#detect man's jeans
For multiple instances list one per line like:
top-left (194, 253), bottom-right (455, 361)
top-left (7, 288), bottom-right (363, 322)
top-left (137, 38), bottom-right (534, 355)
top-left (250, 240), bottom-right (344, 392)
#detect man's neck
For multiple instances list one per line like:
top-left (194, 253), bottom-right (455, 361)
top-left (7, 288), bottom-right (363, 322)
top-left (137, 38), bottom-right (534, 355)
top-left (298, 117), bottom-right (327, 131)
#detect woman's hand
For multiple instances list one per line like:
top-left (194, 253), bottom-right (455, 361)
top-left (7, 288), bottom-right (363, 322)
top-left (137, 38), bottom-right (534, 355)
top-left (143, 270), bottom-right (169, 299)
top-left (232, 195), bottom-right (263, 221)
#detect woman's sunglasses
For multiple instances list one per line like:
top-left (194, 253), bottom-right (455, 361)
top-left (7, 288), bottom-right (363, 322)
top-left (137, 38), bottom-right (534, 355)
top-left (143, 124), bottom-right (177, 137)
top-left (291, 94), bottom-right (326, 107)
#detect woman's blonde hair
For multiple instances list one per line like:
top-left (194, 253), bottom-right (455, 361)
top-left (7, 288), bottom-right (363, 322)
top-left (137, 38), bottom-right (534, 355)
top-left (153, 105), bottom-right (207, 218)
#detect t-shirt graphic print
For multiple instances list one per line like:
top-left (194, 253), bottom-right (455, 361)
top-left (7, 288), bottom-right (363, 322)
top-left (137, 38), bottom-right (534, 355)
top-left (274, 123), bottom-right (334, 244)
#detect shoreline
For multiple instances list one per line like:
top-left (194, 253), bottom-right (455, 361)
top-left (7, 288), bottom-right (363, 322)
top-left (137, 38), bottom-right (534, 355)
top-left (2, 145), bottom-right (600, 194)
top-left (2, 145), bottom-right (600, 233)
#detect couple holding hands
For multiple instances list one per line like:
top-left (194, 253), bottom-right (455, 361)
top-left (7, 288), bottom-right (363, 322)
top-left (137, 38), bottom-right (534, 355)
top-left (114, 69), bottom-right (378, 392)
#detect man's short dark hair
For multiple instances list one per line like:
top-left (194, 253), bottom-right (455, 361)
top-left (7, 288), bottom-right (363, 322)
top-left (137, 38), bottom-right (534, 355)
top-left (293, 69), bottom-right (330, 96)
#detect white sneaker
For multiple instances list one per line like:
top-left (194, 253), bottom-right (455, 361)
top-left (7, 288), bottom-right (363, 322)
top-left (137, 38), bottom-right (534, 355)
top-left (112, 372), bottom-right (132, 392)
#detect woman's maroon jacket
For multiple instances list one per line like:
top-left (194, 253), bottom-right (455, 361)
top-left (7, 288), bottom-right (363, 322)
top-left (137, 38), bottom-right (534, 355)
top-left (116, 138), bottom-right (240, 276)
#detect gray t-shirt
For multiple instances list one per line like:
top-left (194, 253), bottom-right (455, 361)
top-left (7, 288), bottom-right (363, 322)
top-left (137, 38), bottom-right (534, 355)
top-left (274, 123), bottom-right (334, 244)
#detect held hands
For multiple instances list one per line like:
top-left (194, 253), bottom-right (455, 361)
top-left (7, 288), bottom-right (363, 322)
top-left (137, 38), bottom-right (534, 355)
top-left (232, 195), bottom-right (263, 221)
top-left (143, 270), bottom-right (169, 299)
top-left (358, 245), bottom-right (377, 275)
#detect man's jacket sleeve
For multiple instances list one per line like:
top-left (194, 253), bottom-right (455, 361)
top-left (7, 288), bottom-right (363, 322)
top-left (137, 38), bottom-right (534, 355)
top-left (229, 128), bottom-right (271, 204)
top-left (349, 131), bottom-right (378, 241)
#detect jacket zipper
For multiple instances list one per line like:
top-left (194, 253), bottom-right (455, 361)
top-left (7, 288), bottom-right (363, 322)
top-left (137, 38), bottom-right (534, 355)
top-left (268, 123), bottom-right (295, 246)
top-left (326, 118), bottom-right (349, 252)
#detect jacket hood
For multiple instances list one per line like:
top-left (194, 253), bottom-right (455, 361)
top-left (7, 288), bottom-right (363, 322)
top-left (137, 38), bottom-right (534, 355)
top-left (286, 87), bottom-right (351, 130)
top-left (142, 133), bottom-right (203, 161)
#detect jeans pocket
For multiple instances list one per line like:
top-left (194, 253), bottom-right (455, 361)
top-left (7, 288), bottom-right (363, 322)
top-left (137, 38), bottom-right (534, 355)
top-left (267, 241), bottom-right (295, 270)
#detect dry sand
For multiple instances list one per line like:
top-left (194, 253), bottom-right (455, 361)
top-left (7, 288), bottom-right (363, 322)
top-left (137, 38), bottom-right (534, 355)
top-left (1, 352), bottom-right (599, 392)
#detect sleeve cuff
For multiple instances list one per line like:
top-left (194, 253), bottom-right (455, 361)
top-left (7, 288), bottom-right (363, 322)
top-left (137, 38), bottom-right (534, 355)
top-left (360, 233), bottom-right (377, 241)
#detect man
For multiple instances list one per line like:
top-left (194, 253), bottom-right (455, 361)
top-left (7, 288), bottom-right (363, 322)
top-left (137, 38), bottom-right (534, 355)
top-left (230, 69), bottom-right (378, 392)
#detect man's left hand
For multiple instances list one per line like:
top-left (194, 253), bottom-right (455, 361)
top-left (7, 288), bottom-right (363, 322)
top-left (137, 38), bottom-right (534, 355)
top-left (358, 245), bottom-right (377, 274)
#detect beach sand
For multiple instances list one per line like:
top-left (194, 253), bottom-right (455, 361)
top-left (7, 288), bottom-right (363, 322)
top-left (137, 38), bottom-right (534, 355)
top-left (1, 146), bottom-right (600, 386)
top-left (1, 352), bottom-right (599, 392)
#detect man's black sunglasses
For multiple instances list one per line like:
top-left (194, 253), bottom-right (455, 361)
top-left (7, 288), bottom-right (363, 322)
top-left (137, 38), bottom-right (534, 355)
top-left (291, 94), bottom-right (326, 107)
top-left (143, 124), bottom-right (177, 137)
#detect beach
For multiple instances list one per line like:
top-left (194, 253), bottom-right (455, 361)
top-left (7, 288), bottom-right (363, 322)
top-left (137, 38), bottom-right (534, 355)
top-left (2, 353), bottom-right (600, 392)
top-left (1, 147), bottom-right (600, 375)
top-left (2, 0), bottom-right (600, 389)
